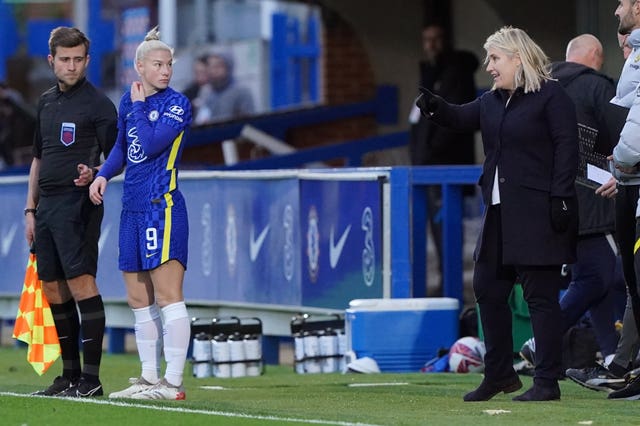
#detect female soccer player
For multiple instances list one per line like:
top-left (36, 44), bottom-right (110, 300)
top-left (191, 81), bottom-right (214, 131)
top-left (89, 26), bottom-right (192, 400)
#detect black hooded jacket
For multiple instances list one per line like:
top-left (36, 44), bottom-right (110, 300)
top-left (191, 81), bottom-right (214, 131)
top-left (410, 50), bottom-right (478, 167)
top-left (550, 61), bottom-right (627, 236)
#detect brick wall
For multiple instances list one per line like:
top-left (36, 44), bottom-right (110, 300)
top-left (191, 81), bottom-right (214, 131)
top-left (323, 14), bottom-right (376, 105)
top-left (286, 12), bottom-right (377, 160)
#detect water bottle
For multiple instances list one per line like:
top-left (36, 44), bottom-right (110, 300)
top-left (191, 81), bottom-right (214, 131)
top-left (192, 332), bottom-right (212, 378)
top-left (293, 332), bottom-right (305, 374)
top-left (319, 328), bottom-right (339, 373)
top-left (244, 334), bottom-right (262, 377)
top-left (229, 332), bottom-right (247, 378)
top-left (303, 331), bottom-right (321, 374)
top-left (337, 330), bottom-right (347, 373)
top-left (211, 333), bottom-right (231, 378)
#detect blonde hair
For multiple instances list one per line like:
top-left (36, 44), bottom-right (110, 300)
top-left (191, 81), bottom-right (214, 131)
top-left (483, 26), bottom-right (551, 93)
top-left (134, 26), bottom-right (173, 65)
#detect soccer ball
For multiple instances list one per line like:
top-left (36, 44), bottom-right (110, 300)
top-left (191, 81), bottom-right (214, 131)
top-left (448, 336), bottom-right (486, 373)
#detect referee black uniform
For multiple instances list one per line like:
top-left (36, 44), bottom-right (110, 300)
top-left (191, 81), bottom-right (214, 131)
top-left (33, 77), bottom-right (117, 280)
top-left (30, 75), bottom-right (117, 396)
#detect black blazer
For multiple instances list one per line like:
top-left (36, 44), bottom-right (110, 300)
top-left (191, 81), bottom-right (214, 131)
top-left (432, 80), bottom-right (578, 265)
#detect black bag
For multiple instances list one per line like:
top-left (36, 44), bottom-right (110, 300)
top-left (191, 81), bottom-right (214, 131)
top-left (459, 306), bottom-right (479, 338)
top-left (562, 325), bottom-right (599, 370)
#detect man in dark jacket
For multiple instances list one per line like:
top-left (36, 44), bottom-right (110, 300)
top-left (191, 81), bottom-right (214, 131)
top-left (0, 81), bottom-right (35, 167)
top-left (568, 4), bottom-right (640, 398)
top-left (527, 34), bottom-right (627, 385)
top-left (409, 23), bottom-right (478, 295)
top-left (410, 23), bottom-right (478, 167)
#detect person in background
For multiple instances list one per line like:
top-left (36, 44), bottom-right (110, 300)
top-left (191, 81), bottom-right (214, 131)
top-left (89, 26), bottom-right (192, 401)
top-left (619, 32), bottom-right (632, 59)
top-left (197, 51), bottom-right (254, 123)
top-left (609, 26), bottom-right (631, 326)
top-left (25, 26), bottom-right (117, 398)
top-left (569, 0), bottom-right (640, 400)
top-left (417, 26), bottom-right (579, 402)
top-left (182, 54), bottom-right (211, 124)
top-left (408, 22), bottom-right (478, 295)
top-left (521, 34), bottom-right (627, 379)
top-left (553, 33), bottom-right (626, 364)
top-left (0, 82), bottom-right (36, 168)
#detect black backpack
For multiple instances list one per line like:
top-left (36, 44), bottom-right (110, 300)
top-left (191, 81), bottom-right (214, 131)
top-left (562, 324), bottom-right (600, 370)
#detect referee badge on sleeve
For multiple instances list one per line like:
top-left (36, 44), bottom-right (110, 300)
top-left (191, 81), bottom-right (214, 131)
top-left (60, 122), bottom-right (76, 146)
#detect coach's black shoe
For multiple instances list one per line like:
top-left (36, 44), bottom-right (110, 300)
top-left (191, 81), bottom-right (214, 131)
top-left (57, 377), bottom-right (103, 398)
top-left (463, 376), bottom-right (523, 401)
top-left (31, 376), bottom-right (77, 396)
top-left (513, 383), bottom-right (560, 401)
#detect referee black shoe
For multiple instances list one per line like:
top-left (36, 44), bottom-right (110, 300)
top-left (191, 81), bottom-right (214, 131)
top-left (31, 376), bottom-right (77, 396)
top-left (57, 377), bottom-right (103, 398)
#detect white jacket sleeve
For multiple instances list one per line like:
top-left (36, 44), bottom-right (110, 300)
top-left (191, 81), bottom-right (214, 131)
top-left (614, 88), bottom-right (640, 168)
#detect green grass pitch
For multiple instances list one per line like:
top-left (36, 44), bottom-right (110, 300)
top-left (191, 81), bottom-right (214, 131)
top-left (2, 346), bottom-right (640, 425)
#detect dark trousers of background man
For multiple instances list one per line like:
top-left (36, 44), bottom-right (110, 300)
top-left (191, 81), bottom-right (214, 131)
top-left (560, 234), bottom-right (624, 358)
top-left (609, 185), bottom-right (640, 372)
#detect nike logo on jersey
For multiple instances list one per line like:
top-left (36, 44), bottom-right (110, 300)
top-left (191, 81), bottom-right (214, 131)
top-left (146, 252), bottom-right (158, 259)
top-left (250, 224), bottom-right (270, 261)
top-left (330, 225), bottom-right (351, 269)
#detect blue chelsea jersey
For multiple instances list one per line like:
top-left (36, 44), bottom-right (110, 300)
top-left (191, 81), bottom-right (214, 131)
top-left (118, 87), bottom-right (192, 211)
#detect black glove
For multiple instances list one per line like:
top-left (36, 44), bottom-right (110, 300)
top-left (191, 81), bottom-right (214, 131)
top-left (550, 197), bottom-right (573, 233)
top-left (415, 87), bottom-right (440, 116)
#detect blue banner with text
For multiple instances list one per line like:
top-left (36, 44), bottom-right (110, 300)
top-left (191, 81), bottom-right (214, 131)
top-left (0, 172), bottom-right (384, 311)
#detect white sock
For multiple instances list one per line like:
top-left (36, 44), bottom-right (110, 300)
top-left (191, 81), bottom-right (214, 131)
top-left (133, 304), bottom-right (162, 384)
top-left (604, 353), bottom-right (615, 368)
top-left (161, 301), bottom-right (190, 387)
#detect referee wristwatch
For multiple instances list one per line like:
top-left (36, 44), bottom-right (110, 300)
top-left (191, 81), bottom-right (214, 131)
top-left (24, 208), bottom-right (37, 216)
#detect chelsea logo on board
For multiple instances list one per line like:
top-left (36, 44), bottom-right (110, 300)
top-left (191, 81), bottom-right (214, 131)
top-left (225, 204), bottom-right (237, 277)
top-left (307, 205), bottom-right (320, 283)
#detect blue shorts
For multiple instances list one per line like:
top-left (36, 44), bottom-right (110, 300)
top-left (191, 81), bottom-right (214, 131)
top-left (118, 193), bottom-right (188, 272)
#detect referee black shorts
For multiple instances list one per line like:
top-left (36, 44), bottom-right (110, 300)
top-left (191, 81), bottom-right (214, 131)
top-left (35, 190), bottom-right (104, 282)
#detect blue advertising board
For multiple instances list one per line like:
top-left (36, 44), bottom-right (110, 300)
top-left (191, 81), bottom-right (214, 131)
top-left (95, 178), bottom-right (124, 299)
top-left (97, 173), bottom-right (302, 304)
top-left (299, 177), bottom-right (383, 309)
top-left (0, 177), bottom-right (33, 297)
top-left (0, 171), bottom-right (384, 311)
top-left (182, 174), bottom-right (301, 305)
top-left (119, 7), bottom-right (149, 92)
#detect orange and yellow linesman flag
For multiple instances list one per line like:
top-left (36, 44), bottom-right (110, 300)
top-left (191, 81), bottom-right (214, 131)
top-left (12, 253), bottom-right (60, 375)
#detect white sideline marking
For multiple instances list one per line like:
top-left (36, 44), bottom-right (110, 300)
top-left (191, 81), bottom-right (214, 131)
top-left (347, 382), bottom-right (409, 387)
top-left (0, 392), bottom-right (380, 426)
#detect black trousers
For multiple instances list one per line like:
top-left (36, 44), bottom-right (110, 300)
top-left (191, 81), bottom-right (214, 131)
top-left (474, 205), bottom-right (563, 385)
top-left (615, 184), bottom-right (640, 330)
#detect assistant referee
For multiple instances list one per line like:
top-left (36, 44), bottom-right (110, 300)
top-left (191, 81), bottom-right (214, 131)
top-left (24, 26), bottom-right (117, 398)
